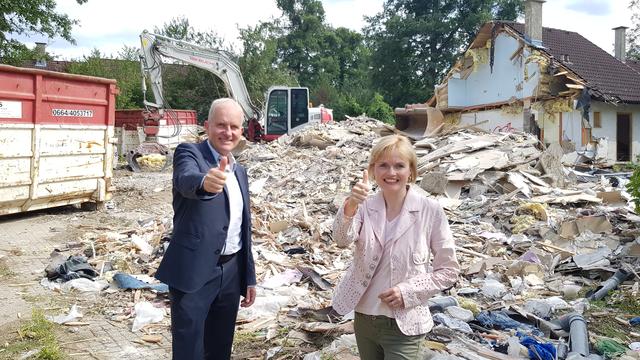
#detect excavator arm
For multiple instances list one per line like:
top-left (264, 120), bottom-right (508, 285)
top-left (139, 30), bottom-right (261, 122)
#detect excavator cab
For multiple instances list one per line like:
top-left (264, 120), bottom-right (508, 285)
top-left (262, 87), bottom-right (310, 141)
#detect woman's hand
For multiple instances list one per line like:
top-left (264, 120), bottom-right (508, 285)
top-left (344, 170), bottom-right (370, 217)
top-left (379, 286), bottom-right (405, 309)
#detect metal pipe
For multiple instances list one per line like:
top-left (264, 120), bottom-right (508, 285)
top-left (587, 269), bottom-right (631, 301)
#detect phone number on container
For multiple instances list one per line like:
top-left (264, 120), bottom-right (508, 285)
top-left (52, 109), bottom-right (94, 117)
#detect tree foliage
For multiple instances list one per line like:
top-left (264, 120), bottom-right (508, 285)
top-left (66, 48), bottom-right (143, 109)
top-left (268, 0), bottom-right (390, 121)
top-left (152, 17), bottom-right (237, 122)
top-left (628, 0), bottom-right (640, 61)
top-left (364, 0), bottom-right (522, 107)
top-left (238, 21), bottom-right (298, 107)
top-left (0, 0), bottom-right (87, 64)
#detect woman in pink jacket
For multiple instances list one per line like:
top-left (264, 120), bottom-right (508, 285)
top-left (332, 134), bottom-right (459, 359)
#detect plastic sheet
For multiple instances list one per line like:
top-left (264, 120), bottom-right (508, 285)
top-left (594, 339), bottom-right (627, 358)
top-left (520, 335), bottom-right (556, 360)
top-left (476, 311), bottom-right (543, 336)
top-left (131, 301), bottom-right (165, 332)
top-left (113, 272), bottom-right (169, 293)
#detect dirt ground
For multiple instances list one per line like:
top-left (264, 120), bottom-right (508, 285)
top-left (0, 169), bottom-right (174, 359)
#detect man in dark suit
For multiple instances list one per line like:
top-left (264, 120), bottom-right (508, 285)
top-left (155, 98), bottom-right (256, 360)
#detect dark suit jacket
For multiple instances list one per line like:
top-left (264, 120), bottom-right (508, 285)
top-left (155, 141), bottom-right (256, 295)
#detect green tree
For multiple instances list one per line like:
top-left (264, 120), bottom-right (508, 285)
top-left (269, 0), bottom-right (380, 119)
top-left (0, 0), bottom-right (87, 64)
top-left (365, 0), bottom-right (522, 107)
top-left (238, 21), bottom-right (298, 106)
top-left (276, 0), bottom-right (329, 88)
top-left (153, 16), bottom-right (235, 53)
top-left (67, 48), bottom-right (143, 109)
top-left (628, 0), bottom-right (640, 60)
top-left (152, 17), bottom-right (237, 122)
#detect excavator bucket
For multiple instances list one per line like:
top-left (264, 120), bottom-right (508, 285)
top-left (126, 142), bottom-right (173, 172)
top-left (394, 104), bottom-right (445, 139)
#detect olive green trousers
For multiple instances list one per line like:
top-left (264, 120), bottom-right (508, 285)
top-left (354, 312), bottom-right (424, 360)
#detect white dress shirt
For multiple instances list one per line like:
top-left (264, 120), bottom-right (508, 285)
top-left (206, 142), bottom-right (243, 255)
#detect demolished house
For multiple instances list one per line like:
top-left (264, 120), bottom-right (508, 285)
top-left (428, 0), bottom-right (640, 164)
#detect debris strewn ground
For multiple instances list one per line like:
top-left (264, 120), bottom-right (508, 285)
top-left (1, 117), bottom-right (639, 359)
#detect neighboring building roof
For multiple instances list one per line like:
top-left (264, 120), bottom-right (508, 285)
top-left (502, 22), bottom-right (640, 104)
top-left (21, 60), bottom-right (72, 73)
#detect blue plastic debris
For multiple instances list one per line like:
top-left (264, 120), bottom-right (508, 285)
top-left (113, 272), bottom-right (169, 293)
top-left (476, 311), bottom-right (543, 336)
top-left (520, 335), bottom-right (556, 360)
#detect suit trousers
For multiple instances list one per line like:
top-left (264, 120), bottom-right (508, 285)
top-left (169, 255), bottom-right (241, 360)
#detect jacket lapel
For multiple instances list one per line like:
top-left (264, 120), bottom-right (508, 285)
top-left (389, 187), bottom-right (422, 243)
top-left (199, 141), bottom-right (217, 168)
top-left (366, 192), bottom-right (386, 246)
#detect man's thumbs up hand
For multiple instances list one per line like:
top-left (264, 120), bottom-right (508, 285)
top-left (203, 156), bottom-right (228, 193)
top-left (218, 156), bottom-right (227, 172)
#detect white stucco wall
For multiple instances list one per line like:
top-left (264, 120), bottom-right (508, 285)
top-left (589, 102), bottom-right (640, 162)
top-left (458, 109), bottom-right (524, 132)
top-left (447, 33), bottom-right (541, 107)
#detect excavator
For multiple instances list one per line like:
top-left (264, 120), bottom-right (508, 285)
top-left (126, 31), bottom-right (332, 170)
top-left (139, 30), bottom-right (334, 139)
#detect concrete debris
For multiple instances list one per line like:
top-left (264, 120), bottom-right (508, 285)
top-left (34, 116), bottom-right (640, 358)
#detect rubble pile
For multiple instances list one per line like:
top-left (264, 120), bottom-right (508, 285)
top-left (236, 117), bottom-right (640, 359)
top-left (37, 117), bottom-right (640, 359)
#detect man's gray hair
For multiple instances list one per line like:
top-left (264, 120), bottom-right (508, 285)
top-left (208, 98), bottom-right (243, 121)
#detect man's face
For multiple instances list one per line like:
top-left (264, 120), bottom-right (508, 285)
top-left (205, 102), bottom-right (244, 156)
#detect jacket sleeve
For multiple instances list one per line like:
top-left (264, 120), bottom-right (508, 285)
top-left (332, 200), bottom-right (364, 248)
top-left (172, 143), bottom-right (219, 200)
top-left (397, 204), bottom-right (459, 308)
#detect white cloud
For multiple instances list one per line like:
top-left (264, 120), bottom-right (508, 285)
top-left (541, 0), bottom-right (632, 54)
top-left (23, 0), bottom-right (633, 59)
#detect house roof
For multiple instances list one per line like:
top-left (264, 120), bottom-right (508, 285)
top-left (502, 22), bottom-right (640, 104)
top-left (628, 59), bottom-right (640, 73)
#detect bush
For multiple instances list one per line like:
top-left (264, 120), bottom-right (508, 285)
top-left (627, 163), bottom-right (640, 213)
top-left (366, 92), bottom-right (395, 124)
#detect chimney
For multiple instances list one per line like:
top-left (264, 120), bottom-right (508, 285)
top-left (613, 26), bottom-right (628, 62)
top-left (525, 0), bottom-right (545, 47)
top-left (34, 42), bottom-right (47, 68)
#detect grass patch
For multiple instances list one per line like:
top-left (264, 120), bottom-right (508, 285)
top-left (589, 317), bottom-right (628, 342)
top-left (0, 261), bottom-right (14, 279)
top-left (233, 330), bottom-right (261, 348)
top-left (0, 309), bottom-right (64, 360)
top-left (588, 290), bottom-right (640, 315)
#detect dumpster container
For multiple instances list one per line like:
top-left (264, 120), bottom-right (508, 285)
top-left (0, 64), bottom-right (117, 216)
top-left (114, 109), bottom-right (198, 155)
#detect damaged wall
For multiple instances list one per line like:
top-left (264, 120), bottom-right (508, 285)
top-left (447, 33), bottom-right (541, 109)
top-left (458, 109), bottom-right (523, 132)
top-left (590, 101), bottom-right (640, 162)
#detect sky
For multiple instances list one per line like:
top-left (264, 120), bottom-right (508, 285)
top-left (19, 0), bottom-right (636, 60)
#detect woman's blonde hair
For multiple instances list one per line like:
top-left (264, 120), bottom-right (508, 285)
top-left (368, 135), bottom-right (418, 183)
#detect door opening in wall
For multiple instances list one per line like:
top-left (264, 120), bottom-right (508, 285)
top-left (616, 113), bottom-right (631, 162)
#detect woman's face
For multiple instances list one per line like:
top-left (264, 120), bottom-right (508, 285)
top-left (372, 150), bottom-right (411, 194)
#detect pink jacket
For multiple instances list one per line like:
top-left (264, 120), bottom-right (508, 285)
top-left (331, 186), bottom-right (459, 335)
